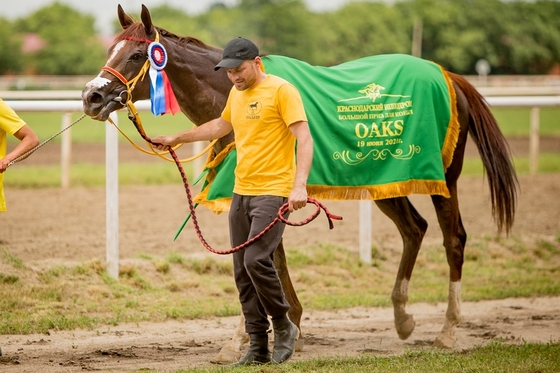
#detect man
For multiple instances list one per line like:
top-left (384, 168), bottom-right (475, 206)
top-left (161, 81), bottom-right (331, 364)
top-left (152, 37), bottom-right (313, 365)
top-left (0, 99), bottom-right (39, 212)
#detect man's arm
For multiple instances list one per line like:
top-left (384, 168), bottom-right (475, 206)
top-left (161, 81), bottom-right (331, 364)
top-left (152, 117), bottom-right (233, 150)
top-left (288, 120), bottom-right (314, 212)
top-left (0, 125), bottom-right (39, 173)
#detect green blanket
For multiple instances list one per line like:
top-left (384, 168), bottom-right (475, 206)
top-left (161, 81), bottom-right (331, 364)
top-left (194, 54), bottom-right (459, 213)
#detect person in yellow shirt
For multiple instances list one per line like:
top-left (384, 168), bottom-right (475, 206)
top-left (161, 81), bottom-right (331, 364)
top-left (152, 37), bottom-right (313, 366)
top-left (0, 99), bottom-right (39, 212)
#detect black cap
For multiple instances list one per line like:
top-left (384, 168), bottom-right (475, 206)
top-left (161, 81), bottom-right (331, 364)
top-left (214, 37), bottom-right (259, 71)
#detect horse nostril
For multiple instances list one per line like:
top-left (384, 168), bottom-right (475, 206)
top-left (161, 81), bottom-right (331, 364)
top-left (88, 92), bottom-right (103, 105)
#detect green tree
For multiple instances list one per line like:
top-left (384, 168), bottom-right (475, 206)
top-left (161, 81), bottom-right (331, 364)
top-left (398, 0), bottom-right (560, 74)
top-left (238, 0), bottom-right (318, 61)
top-left (500, 0), bottom-right (560, 74)
top-left (15, 2), bottom-right (106, 75)
top-left (0, 18), bottom-right (24, 74)
top-left (317, 2), bottom-right (411, 66)
top-left (196, 4), bottom-right (254, 48)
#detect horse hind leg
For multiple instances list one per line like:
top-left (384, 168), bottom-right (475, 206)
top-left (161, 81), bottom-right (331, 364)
top-left (375, 197), bottom-right (428, 341)
top-left (274, 240), bottom-right (304, 351)
top-left (212, 314), bottom-right (249, 364)
top-left (430, 189), bottom-right (467, 349)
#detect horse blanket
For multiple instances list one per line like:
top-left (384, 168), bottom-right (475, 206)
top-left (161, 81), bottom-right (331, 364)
top-left (193, 54), bottom-right (459, 214)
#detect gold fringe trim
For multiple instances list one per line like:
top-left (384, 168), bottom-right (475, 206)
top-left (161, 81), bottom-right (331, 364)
top-left (193, 194), bottom-right (232, 214)
top-left (205, 142), bottom-right (236, 169)
top-left (308, 179), bottom-right (450, 200)
top-left (440, 67), bottom-right (460, 171)
top-left (193, 143), bottom-right (236, 214)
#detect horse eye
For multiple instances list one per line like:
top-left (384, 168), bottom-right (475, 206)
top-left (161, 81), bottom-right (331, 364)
top-left (130, 52), bottom-right (144, 62)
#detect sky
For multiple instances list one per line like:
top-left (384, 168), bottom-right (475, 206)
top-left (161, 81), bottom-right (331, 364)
top-left (0, 0), bottom-right (365, 35)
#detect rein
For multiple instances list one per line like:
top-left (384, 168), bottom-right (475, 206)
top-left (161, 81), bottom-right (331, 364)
top-left (126, 99), bottom-right (342, 255)
top-left (7, 114), bottom-right (87, 168)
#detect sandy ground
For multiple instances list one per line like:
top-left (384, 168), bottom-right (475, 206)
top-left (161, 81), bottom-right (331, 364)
top-left (0, 296), bottom-right (558, 372)
top-left (0, 139), bottom-right (559, 372)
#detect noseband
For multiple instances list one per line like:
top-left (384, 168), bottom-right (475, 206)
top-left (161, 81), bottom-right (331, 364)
top-left (100, 30), bottom-right (160, 105)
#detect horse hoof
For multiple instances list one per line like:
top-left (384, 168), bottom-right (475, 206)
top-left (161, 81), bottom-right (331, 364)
top-left (396, 315), bottom-right (416, 340)
top-left (211, 348), bottom-right (242, 365)
top-left (433, 334), bottom-right (455, 349)
top-left (295, 337), bottom-right (304, 352)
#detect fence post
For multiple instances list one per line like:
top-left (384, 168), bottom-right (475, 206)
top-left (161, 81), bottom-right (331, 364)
top-left (529, 107), bottom-right (540, 175)
top-left (60, 112), bottom-right (72, 188)
top-left (359, 200), bottom-right (372, 264)
top-left (106, 112), bottom-right (119, 280)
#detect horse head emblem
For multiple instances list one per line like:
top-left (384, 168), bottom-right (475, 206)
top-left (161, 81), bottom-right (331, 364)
top-left (247, 101), bottom-right (261, 115)
top-left (358, 83), bottom-right (385, 103)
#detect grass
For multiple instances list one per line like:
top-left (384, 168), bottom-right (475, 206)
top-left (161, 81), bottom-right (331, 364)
top-left (3, 107), bottom-right (560, 372)
top-left (0, 341), bottom-right (541, 372)
top-left (168, 342), bottom-right (560, 372)
top-left (5, 162), bottom-right (194, 188)
top-left (1, 233), bottom-right (559, 335)
top-left (1, 236), bottom-right (559, 372)
top-left (10, 111), bottom-right (193, 144)
top-left (492, 106), bottom-right (560, 137)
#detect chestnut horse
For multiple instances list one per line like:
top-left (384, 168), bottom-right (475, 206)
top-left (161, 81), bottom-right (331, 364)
top-left (82, 5), bottom-right (517, 363)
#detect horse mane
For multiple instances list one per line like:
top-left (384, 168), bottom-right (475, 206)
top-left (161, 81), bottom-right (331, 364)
top-left (114, 23), bottom-right (212, 50)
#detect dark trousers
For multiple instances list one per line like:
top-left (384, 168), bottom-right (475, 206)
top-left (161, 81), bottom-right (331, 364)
top-left (229, 193), bottom-right (291, 334)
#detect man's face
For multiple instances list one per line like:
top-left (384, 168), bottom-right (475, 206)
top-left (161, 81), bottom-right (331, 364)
top-left (226, 58), bottom-right (259, 91)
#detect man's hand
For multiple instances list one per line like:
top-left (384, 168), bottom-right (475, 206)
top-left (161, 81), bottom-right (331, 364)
top-left (0, 157), bottom-right (10, 173)
top-left (151, 135), bottom-right (176, 151)
top-left (288, 185), bottom-right (308, 212)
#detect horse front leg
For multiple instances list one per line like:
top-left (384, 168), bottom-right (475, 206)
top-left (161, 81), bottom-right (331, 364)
top-left (213, 240), bottom-right (303, 364)
top-left (430, 192), bottom-right (466, 349)
top-left (375, 197), bottom-right (427, 340)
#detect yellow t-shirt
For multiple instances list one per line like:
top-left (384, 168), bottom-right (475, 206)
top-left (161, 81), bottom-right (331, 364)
top-left (221, 74), bottom-right (307, 197)
top-left (0, 99), bottom-right (26, 212)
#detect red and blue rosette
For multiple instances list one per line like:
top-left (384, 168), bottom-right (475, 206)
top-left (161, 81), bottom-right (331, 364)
top-left (147, 42), bottom-right (180, 116)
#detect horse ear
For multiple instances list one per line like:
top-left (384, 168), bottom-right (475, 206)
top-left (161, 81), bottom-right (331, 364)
top-left (117, 4), bottom-right (135, 29)
top-left (140, 4), bottom-right (155, 36)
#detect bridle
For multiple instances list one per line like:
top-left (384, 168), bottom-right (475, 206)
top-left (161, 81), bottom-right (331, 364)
top-left (96, 29), bottom-right (216, 163)
top-left (100, 32), bottom-right (158, 106)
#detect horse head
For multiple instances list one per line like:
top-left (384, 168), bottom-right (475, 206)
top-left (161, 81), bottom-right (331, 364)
top-left (82, 5), bottom-right (232, 142)
top-left (82, 5), bottom-right (156, 121)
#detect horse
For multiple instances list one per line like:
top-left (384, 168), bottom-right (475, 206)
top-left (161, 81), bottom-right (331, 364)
top-left (82, 4), bottom-right (518, 364)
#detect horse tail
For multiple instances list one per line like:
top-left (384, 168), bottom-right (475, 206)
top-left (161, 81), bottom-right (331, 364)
top-left (449, 72), bottom-right (518, 234)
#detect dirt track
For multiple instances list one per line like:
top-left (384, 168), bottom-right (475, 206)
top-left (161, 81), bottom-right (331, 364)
top-left (0, 296), bottom-right (558, 372)
top-left (0, 141), bottom-right (559, 372)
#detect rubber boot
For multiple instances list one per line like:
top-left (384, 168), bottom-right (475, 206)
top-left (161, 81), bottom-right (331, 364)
top-left (271, 316), bottom-right (299, 364)
top-left (230, 332), bottom-right (271, 367)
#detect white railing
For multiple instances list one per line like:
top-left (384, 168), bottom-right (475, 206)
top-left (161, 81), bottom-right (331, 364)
top-left (7, 100), bottom-right (156, 279)
top-left (5, 96), bottom-right (559, 271)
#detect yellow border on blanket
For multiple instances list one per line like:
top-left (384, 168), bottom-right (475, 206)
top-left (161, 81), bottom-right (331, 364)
top-left (440, 67), bottom-right (460, 171)
top-left (193, 142), bottom-right (235, 214)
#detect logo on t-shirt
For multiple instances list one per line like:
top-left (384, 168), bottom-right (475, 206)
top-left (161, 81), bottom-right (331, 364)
top-left (246, 101), bottom-right (262, 119)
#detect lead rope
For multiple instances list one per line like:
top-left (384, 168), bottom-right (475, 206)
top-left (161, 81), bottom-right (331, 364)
top-left (126, 103), bottom-right (342, 255)
top-left (7, 114), bottom-right (87, 168)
